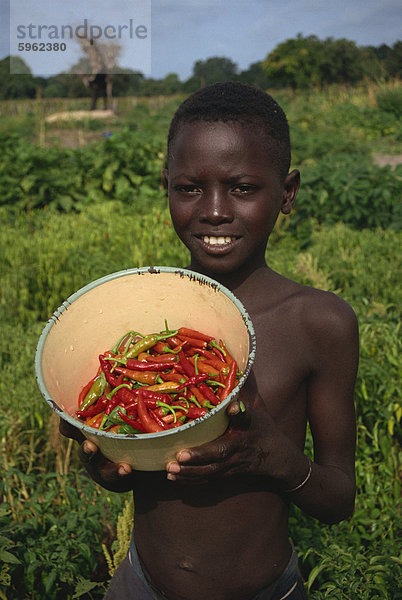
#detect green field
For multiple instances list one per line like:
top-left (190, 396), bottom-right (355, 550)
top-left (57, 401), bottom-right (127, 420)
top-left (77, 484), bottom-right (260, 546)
top-left (0, 82), bottom-right (401, 599)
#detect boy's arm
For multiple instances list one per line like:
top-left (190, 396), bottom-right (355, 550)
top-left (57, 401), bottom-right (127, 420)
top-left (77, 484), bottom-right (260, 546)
top-left (167, 295), bottom-right (358, 524)
top-left (281, 296), bottom-right (358, 522)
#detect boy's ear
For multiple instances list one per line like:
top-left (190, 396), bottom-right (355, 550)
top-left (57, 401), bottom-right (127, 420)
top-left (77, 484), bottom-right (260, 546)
top-left (161, 169), bottom-right (169, 190)
top-left (281, 169), bottom-right (300, 214)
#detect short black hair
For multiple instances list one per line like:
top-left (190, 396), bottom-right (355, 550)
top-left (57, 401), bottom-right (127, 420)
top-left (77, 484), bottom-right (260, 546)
top-left (167, 81), bottom-right (291, 179)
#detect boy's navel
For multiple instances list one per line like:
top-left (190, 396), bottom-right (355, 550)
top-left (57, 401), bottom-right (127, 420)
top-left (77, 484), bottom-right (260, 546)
top-left (177, 558), bottom-right (195, 572)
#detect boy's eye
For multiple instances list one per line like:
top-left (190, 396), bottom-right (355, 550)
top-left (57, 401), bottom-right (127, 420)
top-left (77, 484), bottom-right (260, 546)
top-left (232, 184), bottom-right (257, 194)
top-left (174, 185), bottom-right (201, 194)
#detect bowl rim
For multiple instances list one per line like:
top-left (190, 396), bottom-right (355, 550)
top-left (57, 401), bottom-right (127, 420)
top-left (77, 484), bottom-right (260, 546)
top-left (35, 266), bottom-right (256, 440)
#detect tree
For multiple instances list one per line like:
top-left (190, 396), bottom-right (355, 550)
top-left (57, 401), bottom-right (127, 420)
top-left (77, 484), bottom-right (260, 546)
top-left (161, 73), bottom-right (181, 95)
top-left (385, 41), bottom-right (402, 78)
top-left (319, 37), bottom-right (375, 84)
top-left (237, 61), bottom-right (271, 89)
top-left (0, 56), bottom-right (37, 99)
top-left (192, 56), bottom-right (238, 87)
top-left (263, 35), bottom-right (324, 89)
top-left (262, 34), bottom-right (390, 88)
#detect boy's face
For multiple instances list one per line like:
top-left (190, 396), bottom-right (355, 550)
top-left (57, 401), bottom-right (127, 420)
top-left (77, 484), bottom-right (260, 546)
top-left (165, 121), bottom-right (299, 277)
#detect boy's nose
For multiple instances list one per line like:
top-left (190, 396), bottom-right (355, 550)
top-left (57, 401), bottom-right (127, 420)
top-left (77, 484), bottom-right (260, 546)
top-left (199, 188), bottom-right (233, 224)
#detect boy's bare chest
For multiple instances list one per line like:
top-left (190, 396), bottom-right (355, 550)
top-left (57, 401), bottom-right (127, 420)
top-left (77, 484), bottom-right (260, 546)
top-left (248, 308), bottom-right (311, 432)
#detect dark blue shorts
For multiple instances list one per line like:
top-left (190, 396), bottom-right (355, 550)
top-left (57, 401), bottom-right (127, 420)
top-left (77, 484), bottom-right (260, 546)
top-left (105, 536), bottom-right (308, 600)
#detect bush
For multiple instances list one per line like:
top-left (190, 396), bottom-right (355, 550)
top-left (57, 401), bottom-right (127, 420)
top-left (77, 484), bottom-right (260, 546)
top-left (376, 87), bottom-right (402, 118)
top-left (0, 129), bottom-right (165, 213)
top-left (290, 156), bottom-right (402, 235)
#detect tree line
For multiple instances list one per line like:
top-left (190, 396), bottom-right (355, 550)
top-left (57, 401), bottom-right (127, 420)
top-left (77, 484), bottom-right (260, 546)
top-left (1, 34), bottom-right (400, 100)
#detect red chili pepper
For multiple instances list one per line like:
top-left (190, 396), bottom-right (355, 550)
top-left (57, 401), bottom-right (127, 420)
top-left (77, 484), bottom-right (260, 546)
top-left (167, 335), bottom-right (185, 348)
top-left (113, 367), bottom-right (157, 385)
top-left (128, 359), bottom-right (177, 371)
top-left (137, 394), bottom-right (164, 433)
top-left (124, 403), bottom-right (138, 416)
top-left (158, 372), bottom-right (186, 383)
top-left (162, 411), bottom-right (185, 424)
top-left (133, 388), bottom-right (175, 404)
top-left (178, 327), bottom-right (214, 342)
top-left (99, 355), bottom-right (121, 387)
top-left (188, 358), bottom-right (219, 376)
top-left (104, 394), bottom-right (122, 416)
top-left (117, 410), bottom-right (147, 432)
top-left (105, 357), bottom-right (177, 372)
top-left (85, 412), bottom-right (105, 429)
top-left (114, 386), bottom-right (137, 405)
top-left (153, 341), bottom-right (170, 354)
top-left (176, 403), bottom-right (207, 419)
top-left (76, 395), bottom-right (107, 418)
top-left (219, 339), bottom-right (234, 365)
top-left (189, 385), bottom-right (207, 406)
top-left (144, 354), bottom-right (178, 364)
top-left (187, 348), bottom-right (227, 370)
top-left (150, 410), bottom-right (171, 430)
top-left (198, 381), bottom-right (220, 406)
top-left (174, 373), bottom-right (209, 392)
top-left (209, 341), bottom-right (226, 362)
top-left (177, 335), bottom-right (208, 349)
top-left (169, 417), bottom-right (186, 428)
top-left (178, 350), bottom-right (196, 377)
top-left (220, 359), bottom-right (238, 401)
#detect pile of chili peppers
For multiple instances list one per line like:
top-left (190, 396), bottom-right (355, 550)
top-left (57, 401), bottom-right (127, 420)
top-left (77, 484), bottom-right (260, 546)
top-left (75, 324), bottom-right (240, 434)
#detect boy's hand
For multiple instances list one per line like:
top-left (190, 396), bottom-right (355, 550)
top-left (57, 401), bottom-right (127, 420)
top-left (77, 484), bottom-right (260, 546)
top-left (166, 372), bottom-right (302, 485)
top-left (59, 419), bottom-right (135, 492)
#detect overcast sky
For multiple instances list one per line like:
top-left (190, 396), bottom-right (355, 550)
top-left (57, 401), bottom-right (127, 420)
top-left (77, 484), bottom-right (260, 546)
top-left (1, 0), bottom-right (401, 78)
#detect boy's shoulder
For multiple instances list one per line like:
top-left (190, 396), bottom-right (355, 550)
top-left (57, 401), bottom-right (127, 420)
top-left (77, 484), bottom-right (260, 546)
top-left (273, 273), bottom-right (359, 351)
top-left (248, 269), bottom-right (358, 342)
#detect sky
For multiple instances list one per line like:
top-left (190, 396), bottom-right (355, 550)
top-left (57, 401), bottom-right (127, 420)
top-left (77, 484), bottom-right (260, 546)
top-left (1, 0), bottom-right (401, 78)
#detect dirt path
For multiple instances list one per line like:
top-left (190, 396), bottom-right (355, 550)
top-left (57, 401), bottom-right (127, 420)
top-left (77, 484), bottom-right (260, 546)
top-left (372, 154), bottom-right (402, 169)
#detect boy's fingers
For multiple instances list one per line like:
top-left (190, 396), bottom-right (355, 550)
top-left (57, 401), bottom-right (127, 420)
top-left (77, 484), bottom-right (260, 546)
top-left (59, 418), bottom-right (85, 444)
top-left (175, 435), bottom-right (238, 466)
top-left (80, 439), bottom-right (99, 460)
top-left (79, 441), bottom-right (132, 476)
top-left (227, 399), bottom-right (251, 428)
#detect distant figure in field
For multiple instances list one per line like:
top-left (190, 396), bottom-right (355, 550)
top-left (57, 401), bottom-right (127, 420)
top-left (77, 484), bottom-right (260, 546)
top-left (89, 73), bottom-right (108, 111)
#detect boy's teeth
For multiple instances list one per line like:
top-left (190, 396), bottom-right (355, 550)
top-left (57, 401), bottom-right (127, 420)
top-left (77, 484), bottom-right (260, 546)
top-left (203, 236), bottom-right (233, 245)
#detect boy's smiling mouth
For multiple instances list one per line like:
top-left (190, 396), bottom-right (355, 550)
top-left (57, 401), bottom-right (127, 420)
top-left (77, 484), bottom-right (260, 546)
top-left (202, 235), bottom-right (237, 246)
top-left (194, 234), bottom-right (241, 256)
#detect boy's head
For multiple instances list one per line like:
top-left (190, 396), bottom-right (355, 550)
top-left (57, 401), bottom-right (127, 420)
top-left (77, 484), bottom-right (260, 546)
top-left (164, 82), bottom-right (300, 279)
top-left (167, 81), bottom-right (291, 181)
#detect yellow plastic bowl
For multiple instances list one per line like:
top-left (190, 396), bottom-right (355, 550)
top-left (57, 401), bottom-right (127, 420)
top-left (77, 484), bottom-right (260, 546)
top-left (35, 267), bottom-right (256, 470)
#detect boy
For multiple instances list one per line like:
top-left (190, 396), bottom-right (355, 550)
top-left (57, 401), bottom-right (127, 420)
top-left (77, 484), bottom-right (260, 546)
top-left (61, 82), bottom-right (358, 600)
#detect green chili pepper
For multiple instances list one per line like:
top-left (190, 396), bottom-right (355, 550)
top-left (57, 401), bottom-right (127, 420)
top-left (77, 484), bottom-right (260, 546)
top-left (125, 328), bottom-right (178, 359)
top-left (79, 371), bottom-right (106, 411)
top-left (189, 394), bottom-right (201, 408)
top-left (100, 404), bottom-right (129, 430)
top-left (201, 400), bottom-right (215, 410)
top-left (119, 424), bottom-right (143, 435)
top-left (111, 330), bottom-right (142, 354)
